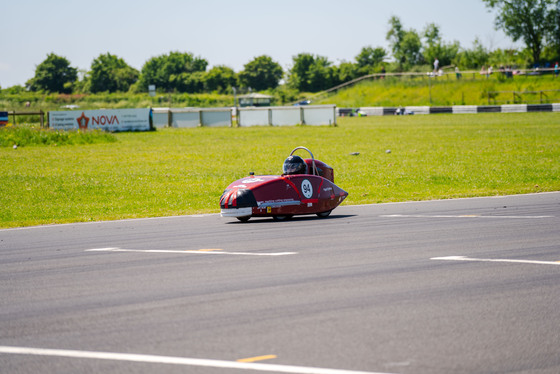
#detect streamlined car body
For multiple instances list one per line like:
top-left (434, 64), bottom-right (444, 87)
top-left (220, 147), bottom-right (348, 222)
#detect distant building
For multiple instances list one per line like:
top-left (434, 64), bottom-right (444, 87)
top-left (238, 93), bottom-right (273, 107)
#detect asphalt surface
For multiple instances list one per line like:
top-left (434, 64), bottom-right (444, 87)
top-left (1, 192), bottom-right (559, 374)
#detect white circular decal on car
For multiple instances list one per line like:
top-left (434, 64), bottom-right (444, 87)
top-left (301, 179), bottom-right (313, 198)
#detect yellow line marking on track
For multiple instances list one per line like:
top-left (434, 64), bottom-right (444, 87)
top-left (237, 355), bottom-right (277, 363)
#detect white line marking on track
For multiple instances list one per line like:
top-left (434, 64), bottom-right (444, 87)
top-left (0, 346), bottom-right (395, 374)
top-left (85, 247), bottom-right (297, 256)
top-left (381, 214), bottom-right (553, 219)
top-left (431, 256), bottom-right (560, 266)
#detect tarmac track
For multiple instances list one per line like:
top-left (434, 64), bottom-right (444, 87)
top-left (1, 192), bottom-right (559, 374)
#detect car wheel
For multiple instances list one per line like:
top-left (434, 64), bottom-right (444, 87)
top-left (237, 216), bottom-right (251, 222)
top-left (316, 210), bottom-right (332, 218)
top-left (272, 215), bottom-right (293, 221)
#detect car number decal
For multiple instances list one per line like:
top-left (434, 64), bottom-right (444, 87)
top-left (301, 179), bottom-right (313, 198)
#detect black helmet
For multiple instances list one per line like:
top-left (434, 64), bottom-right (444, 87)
top-left (283, 155), bottom-right (307, 175)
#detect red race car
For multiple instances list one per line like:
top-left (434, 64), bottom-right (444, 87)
top-left (220, 146), bottom-right (348, 222)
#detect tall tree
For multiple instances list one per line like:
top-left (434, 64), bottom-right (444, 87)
top-left (355, 46), bottom-right (387, 75)
top-left (386, 16), bottom-right (405, 59)
top-left (386, 16), bottom-right (423, 68)
top-left (138, 51), bottom-right (208, 92)
top-left (27, 53), bottom-right (77, 93)
top-left (307, 55), bottom-right (336, 91)
top-left (400, 30), bottom-right (423, 66)
top-left (288, 53), bottom-right (315, 92)
top-left (550, 2), bottom-right (560, 56)
top-left (335, 61), bottom-right (359, 84)
top-left (482, 0), bottom-right (558, 64)
top-left (288, 53), bottom-right (337, 92)
top-left (204, 65), bottom-right (237, 93)
top-left (422, 23), bottom-right (460, 68)
top-left (89, 53), bottom-right (139, 93)
top-left (454, 38), bottom-right (490, 69)
top-left (238, 55), bottom-right (283, 91)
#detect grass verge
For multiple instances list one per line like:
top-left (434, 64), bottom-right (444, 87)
top-left (316, 74), bottom-right (560, 107)
top-left (1, 112), bottom-right (559, 228)
top-left (0, 124), bottom-right (117, 147)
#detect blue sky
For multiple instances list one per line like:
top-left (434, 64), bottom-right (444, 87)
top-left (0, 0), bottom-right (519, 88)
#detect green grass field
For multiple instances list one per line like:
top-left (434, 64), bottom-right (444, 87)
top-left (1, 112), bottom-right (559, 228)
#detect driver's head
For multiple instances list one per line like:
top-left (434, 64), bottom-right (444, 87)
top-left (283, 155), bottom-right (307, 175)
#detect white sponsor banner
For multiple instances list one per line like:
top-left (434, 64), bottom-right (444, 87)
top-left (49, 108), bottom-right (151, 132)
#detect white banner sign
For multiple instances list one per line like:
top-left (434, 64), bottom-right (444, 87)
top-left (49, 108), bottom-right (152, 132)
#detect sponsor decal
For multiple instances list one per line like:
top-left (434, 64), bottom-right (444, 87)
top-left (76, 112), bottom-right (90, 130)
top-left (91, 114), bottom-right (119, 126)
top-left (49, 108), bottom-right (151, 132)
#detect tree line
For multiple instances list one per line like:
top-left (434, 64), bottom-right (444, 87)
top-left (7, 0), bottom-right (560, 95)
